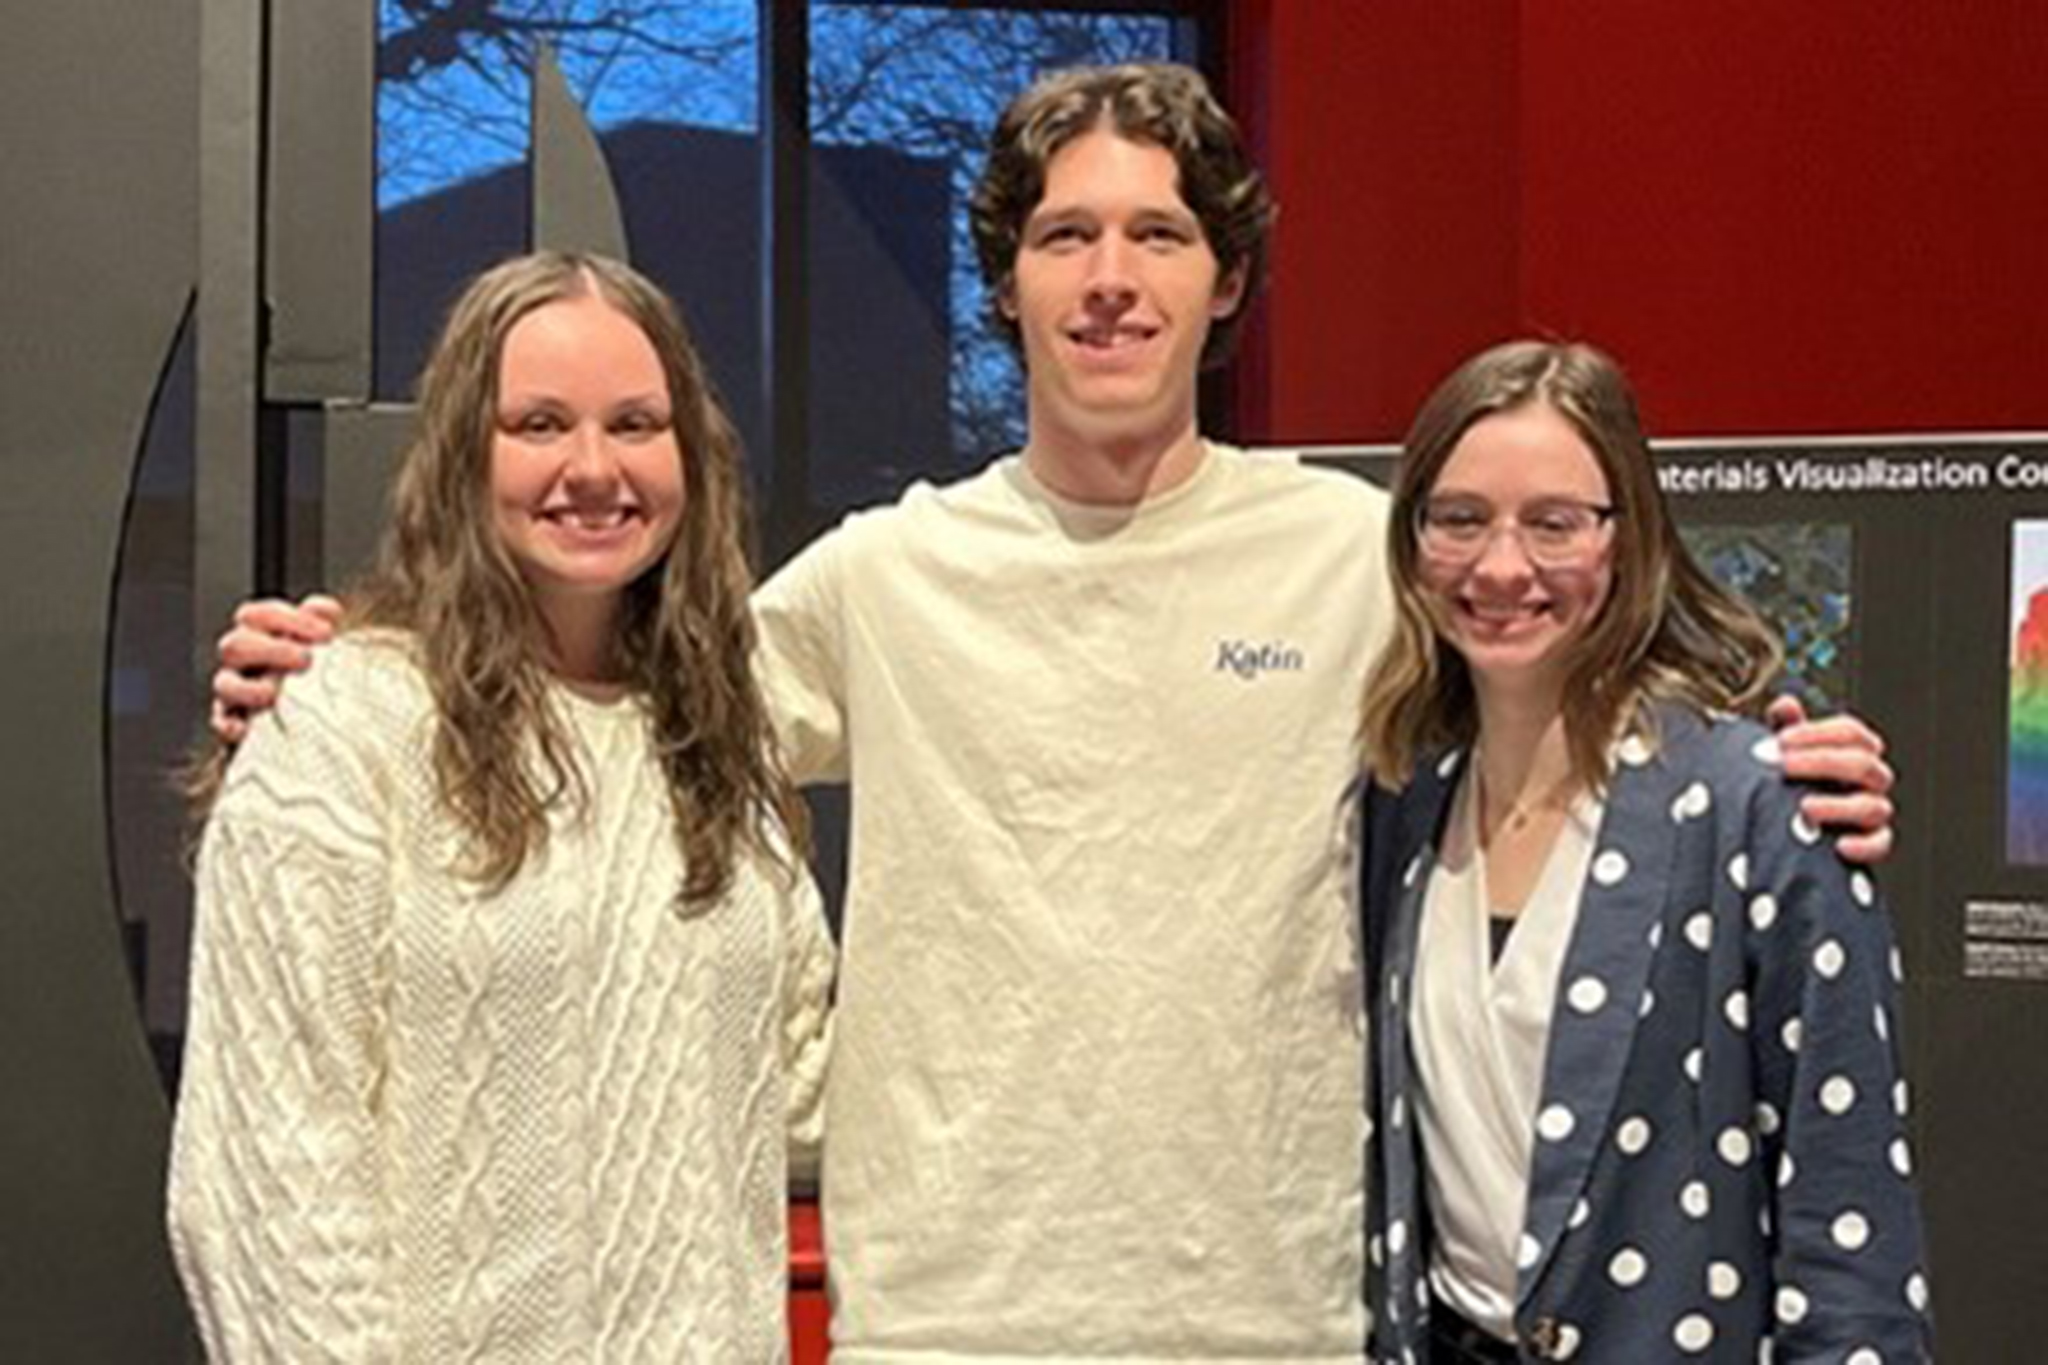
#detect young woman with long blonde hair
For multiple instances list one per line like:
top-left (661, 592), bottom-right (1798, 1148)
top-left (169, 252), bottom-right (830, 1362)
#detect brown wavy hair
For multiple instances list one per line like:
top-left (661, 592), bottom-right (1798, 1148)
top-left (968, 61), bottom-right (1274, 368)
top-left (1359, 340), bottom-right (1784, 788)
top-left (224, 252), bottom-right (804, 905)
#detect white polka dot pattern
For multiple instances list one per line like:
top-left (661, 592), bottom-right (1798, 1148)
top-left (1672, 782), bottom-right (1711, 821)
top-left (1673, 1312), bottom-right (1714, 1352)
top-left (1724, 989), bottom-right (1751, 1030)
top-left (1365, 716), bottom-right (1932, 1363)
top-left (1685, 912), bottom-right (1714, 951)
top-left (1616, 1116), bottom-right (1652, 1155)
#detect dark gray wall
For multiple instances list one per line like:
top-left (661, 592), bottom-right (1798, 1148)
top-left (0, 3), bottom-right (201, 1359)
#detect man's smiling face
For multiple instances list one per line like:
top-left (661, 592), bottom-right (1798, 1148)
top-left (1004, 127), bottom-right (1244, 453)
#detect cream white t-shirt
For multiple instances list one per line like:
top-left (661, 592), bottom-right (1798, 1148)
top-left (755, 445), bottom-right (1391, 1362)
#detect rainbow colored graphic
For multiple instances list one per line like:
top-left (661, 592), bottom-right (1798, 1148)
top-left (2010, 532), bottom-right (2048, 862)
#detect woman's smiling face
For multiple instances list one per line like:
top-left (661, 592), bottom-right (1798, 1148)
top-left (1417, 402), bottom-right (1617, 703)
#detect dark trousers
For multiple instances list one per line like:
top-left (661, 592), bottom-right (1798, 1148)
top-left (1427, 1302), bottom-right (1519, 1363)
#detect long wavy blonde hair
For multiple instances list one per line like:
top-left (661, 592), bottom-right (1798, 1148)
top-left (277, 252), bottom-right (802, 905)
top-left (1360, 340), bottom-right (1783, 788)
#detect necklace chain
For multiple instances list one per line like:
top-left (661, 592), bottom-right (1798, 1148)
top-left (1477, 763), bottom-right (1575, 839)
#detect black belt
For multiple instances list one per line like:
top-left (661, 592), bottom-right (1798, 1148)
top-left (1427, 1302), bottom-right (1519, 1363)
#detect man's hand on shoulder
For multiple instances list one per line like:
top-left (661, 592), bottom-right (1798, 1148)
top-left (1766, 694), bottom-right (1896, 865)
top-left (211, 594), bottom-right (344, 744)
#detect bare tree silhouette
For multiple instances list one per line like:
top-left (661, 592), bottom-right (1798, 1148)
top-left (376, 0), bottom-right (1182, 457)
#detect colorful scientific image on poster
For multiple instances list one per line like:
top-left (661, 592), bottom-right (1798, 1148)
top-left (1680, 522), bottom-right (1854, 712)
top-left (2008, 521), bottom-right (2048, 863)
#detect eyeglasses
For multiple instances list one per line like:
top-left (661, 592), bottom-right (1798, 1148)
top-left (1416, 496), bottom-right (1618, 567)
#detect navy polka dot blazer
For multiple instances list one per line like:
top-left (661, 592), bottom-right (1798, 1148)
top-left (1365, 707), bottom-right (1934, 1363)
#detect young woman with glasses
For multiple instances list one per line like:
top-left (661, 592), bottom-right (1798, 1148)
top-left (1358, 341), bottom-right (1933, 1363)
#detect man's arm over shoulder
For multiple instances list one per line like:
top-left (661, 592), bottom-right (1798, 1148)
top-left (1764, 695), bottom-right (1897, 865)
top-left (753, 528), bottom-right (855, 786)
top-left (211, 593), bottom-right (345, 743)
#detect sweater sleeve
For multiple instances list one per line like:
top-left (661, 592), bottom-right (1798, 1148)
top-left (168, 684), bottom-right (399, 1362)
top-left (1740, 761), bottom-right (1935, 1361)
top-left (780, 862), bottom-right (836, 1181)
top-left (753, 527), bottom-right (851, 785)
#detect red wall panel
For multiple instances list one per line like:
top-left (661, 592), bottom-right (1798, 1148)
top-left (1242, 1), bottom-right (1522, 443)
top-left (1245, 3), bottom-right (2048, 442)
top-left (790, 1199), bottom-right (828, 1364)
top-left (1521, 3), bottom-right (2048, 435)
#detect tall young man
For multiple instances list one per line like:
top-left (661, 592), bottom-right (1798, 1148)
top-left (215, 64), bottom-right (1893, 1363)
top-left (752, 65), bottom-right (1388, 1361)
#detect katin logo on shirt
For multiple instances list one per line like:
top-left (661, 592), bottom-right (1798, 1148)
top-left (1214, 639), bottom-right (1306, 681)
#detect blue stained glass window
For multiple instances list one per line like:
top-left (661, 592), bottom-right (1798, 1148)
top-left (372, 1), bottom-right (767, 438)
top-left (373, 1), bottom-right (1202, 508)
top-left (809, 6), bottom-right (1184, 468)
top-left (377, 0), bottom-right (757, 210)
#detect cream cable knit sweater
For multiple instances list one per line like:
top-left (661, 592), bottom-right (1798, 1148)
top-left (168, 633), bottom-right (832, 1363)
